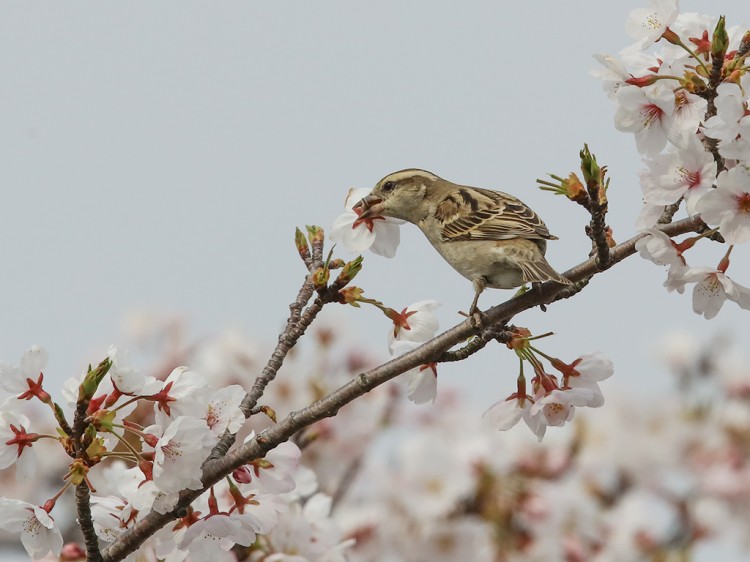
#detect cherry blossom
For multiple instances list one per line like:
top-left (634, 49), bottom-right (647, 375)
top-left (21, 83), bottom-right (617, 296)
top-left (390, 340), bottom-right (438, 404)
top-left (680, 266), bottom-right (750, 319)
top-left (635, 229), bottom-right (685, 267)
top-left (635, 202), bottom-right (666, 230)
top-left (262, 493), bottom-right (354, 562)
top-left (696, 166), bottom-right (750, 245)
top-left (151, 366), bottom-right (211, 419)
top-left (0, 410), bottom-right (38, 480)
top-left (0, 498), bottom-right (63, 559)
top-left (639, 134), bottom-right (716, 213)
top-left (483, 393), bottom-right (541, 438)
top-left (559, 352), bottom-right (614, 408)
top-left (151, 416), bottom-right (215, 493)
top-left (702, 83), bottom-right (750, 160)
top-left (330, 187), bottom-right (402, 257)
top-left (386, 299), bottom-right (440, 352)
top-left (625, 0), bottom-right (679, 50)
top-left (0, 345), bottom-right (49, 398)
top-left (614, 84), bottom-right (676, 156)
top-left (106, 345), bottom-right (144, 395)
top-left (202, 384), bottom-right (247, 439)
top-left (234, 439), bottom-right (301, 494)
top-left (530, 387), bottom-right (594, 428)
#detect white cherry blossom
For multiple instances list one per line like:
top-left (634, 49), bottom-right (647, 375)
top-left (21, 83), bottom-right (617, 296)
top-left (0, 498), bottom-right (63, 559)
top-left (635, 229), bottom-right (685, 267)
top-left (615, 84), bottom-right (676, 156)
top-left (681, 266), bottom-right (750, 319)
top-left (702, 83), bottom-right (750, 159)
top-left (639, 134), bottom-right (716, 213)
top-left (625, 0), bottom-right (679, 49)
top-left (0, 410), bottom-right (37, 480)
top-left (387, 299), bottom-right (440, 352)
top-left (696, 166), bottom-right (750, 245)
top-left (330, 187), bottom-right (402, 258)
top-left (152, 416), bottom-right (215, 493)
top-left (390, 340), bottom-right (438, 404)
top-left (0, 345), bottom-right (48, 396)
top-left (107, 345), bottom-right (144, 394)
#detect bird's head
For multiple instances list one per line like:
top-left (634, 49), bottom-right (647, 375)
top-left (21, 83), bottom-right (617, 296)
top-left (353, 169), bottom-right (440, 223)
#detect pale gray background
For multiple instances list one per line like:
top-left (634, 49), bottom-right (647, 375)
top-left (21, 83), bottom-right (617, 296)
top-left (1, 1), bottom-right (749, 560)
top-left (1, 2), bottom-right (748, 397)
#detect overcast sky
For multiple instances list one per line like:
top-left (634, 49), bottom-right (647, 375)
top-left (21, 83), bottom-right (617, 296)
top-left (1, 0), bottom-right (748, 411)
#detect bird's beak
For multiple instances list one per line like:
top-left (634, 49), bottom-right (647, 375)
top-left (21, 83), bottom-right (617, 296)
top-left (352, 194), bottom-right (384, 219)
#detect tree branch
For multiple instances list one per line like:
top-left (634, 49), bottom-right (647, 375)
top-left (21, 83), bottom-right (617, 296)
top-left (102, 214), bottom-right (705, 562)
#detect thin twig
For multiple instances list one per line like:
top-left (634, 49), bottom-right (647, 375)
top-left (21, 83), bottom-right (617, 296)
top-left (208, 280), bottom-right (320, 460)
top-left (71, 384), bottom-right (103, 561)
top-left (76, 482), bottom-right (103, 562)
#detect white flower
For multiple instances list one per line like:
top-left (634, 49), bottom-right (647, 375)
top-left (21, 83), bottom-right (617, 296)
top-left (591, 54), bottom-right (631, 99)
top-left (117, 465), bottom-right (180, 514)
top-left (203, 384), bottom-right (247, 439)
top-left (90, 495), bottom-right (135, 543)
top-left (696, 166), bottom-right (750, 245)
top-left (235, 439), bottom-right (301, 494)
top-left (0, 410), bottom-right (37, 480)
top-left (0, 498), bottom-right (63, 559)
top-left (390, 340), bottom-right (438, 405)
top-left (615, 84), bottom-right (676, 156)
top-left (178, 513), bottom-right (241, 557)
top-left (0, 345), bottom-right (48, 396)
top-left (702, 83), bottom-right (750, 160)
top-left (562, 352), bottom-right (615, 408)
top-left (639, 134), bottom-right (716, 213)
top-left (152, 416), bottom-right (214, 493)
top-left (671, 90), bottom-right (707, 141)
top-left (530, 387), bottom-right (593, 427)
top-left (387, 299), bottom-right (440, 352)
top-left (107, 345), bottom-right (144, 394)
top-left (625, 0), bottom-right (679, 49)
top-left (681, 266), bottom-right (750, 319)
top-left (635, 229), bottom-right (685, 267)
top-left (263, 493), bottom-right (353, 562)
top-left (635, 202), bottom-right (666, 230)
top-left (330, 188), bottom-right (402, 257)
top-left (663, 262), bottom-right (690, 294)
top-left (154, 366), bottom-right (212, 419)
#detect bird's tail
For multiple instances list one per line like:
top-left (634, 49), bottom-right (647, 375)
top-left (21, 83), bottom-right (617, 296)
top-left (518, 259), bottom-right (572, 285)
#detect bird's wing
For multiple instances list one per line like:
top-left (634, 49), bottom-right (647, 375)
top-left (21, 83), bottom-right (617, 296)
top-left (435, 186), bottom-right (556, 242)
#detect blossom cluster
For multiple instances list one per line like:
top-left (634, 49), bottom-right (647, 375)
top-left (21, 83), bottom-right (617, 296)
top-left (330, 330), bottom-right (750, 562)
top-left (0, 345), bottom-right (351, 561)
top-left (593, 0), bottom-right (750, 317)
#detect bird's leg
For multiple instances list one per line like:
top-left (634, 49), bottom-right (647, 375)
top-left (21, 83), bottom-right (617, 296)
top-left (531, 281), bottom-right (548, 312)
top-left (468, 277), bottom-right (487, 329)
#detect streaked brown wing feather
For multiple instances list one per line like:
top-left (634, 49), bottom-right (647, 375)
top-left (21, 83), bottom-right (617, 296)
top-left (436, 186), bottom-right (554, 242)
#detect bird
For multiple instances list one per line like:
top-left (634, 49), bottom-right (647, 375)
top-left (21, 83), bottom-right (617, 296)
top-left (353, 169), bottom-right (572, 314)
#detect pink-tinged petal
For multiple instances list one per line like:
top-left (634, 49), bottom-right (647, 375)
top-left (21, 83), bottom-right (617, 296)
top-left (635, 203), bottom-right (665, 230)
top-left (369, 221), bottom-right (400, 257)
top-left (575, 352), bottom-right (615, 382)
top-left (483, 398), bottom-right (525, 431)
top-left (718, 275), bottom-right (750, 311)
top-left (407, 365), bottom-right (437, 405)
top-left (19, 346), bottom-right (48, 379)
top-left (692, 275), bottom-right (725, 319)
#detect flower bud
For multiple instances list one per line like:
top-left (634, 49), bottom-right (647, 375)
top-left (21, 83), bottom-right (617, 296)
top-left (294, 227), bottom-right (311, 263)
top-left (335, 256), bottom-right (364, 286)
top-left (79, 358), bottom-right (112, 402)
top-left (711, 16), bottom-right (728, 63)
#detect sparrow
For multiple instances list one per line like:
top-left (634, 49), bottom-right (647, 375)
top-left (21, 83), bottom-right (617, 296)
top-left (353, 169), bottom-right (572, 313)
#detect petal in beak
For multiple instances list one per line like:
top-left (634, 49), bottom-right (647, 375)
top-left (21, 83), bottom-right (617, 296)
top-left (353, 194), bottom-right (384, 219)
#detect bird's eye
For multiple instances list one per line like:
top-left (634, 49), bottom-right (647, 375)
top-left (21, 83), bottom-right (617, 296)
top-left (382, 180), bottom-right (396, 193)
